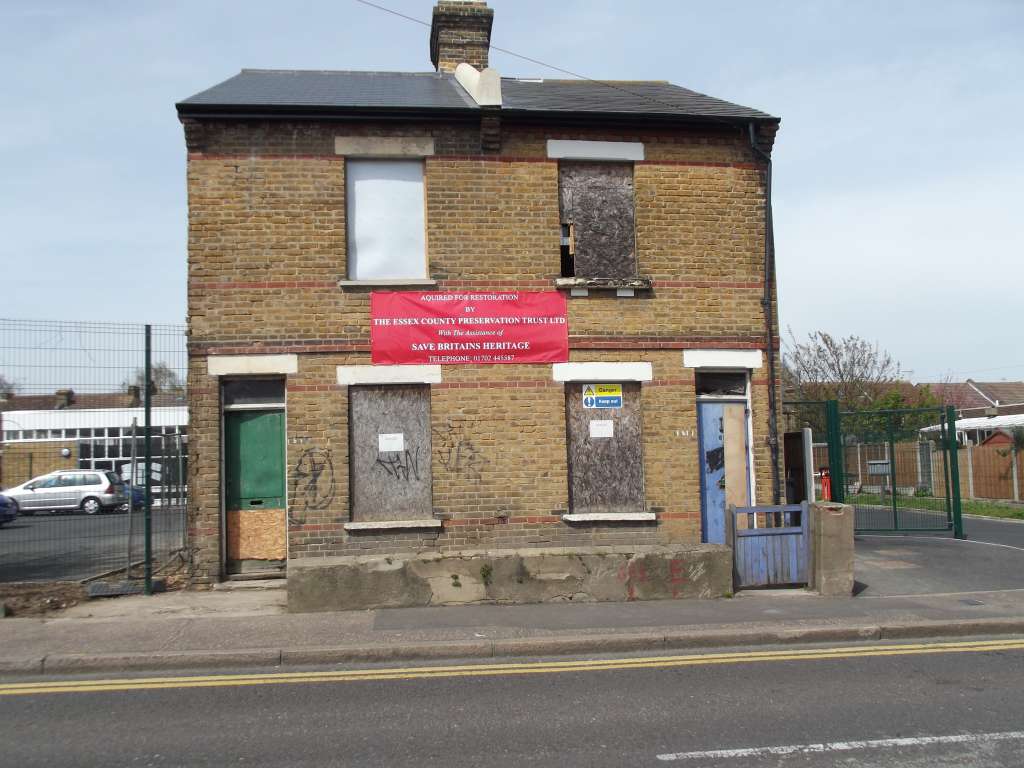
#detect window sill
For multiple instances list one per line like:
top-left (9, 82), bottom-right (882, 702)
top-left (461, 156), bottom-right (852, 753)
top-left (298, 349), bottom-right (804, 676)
top-left (337, 279), bottom-right (438, 289)
top-left (344, 519), bottom-right (443, 531)
top-left (562, 512), bottom-right (657, 523)
top-left (554, 277), bottom-right (653, 297)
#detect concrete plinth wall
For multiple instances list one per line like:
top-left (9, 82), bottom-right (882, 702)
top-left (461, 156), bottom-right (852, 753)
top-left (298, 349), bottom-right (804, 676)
top-left (287, 545), bottom-right (732, 612)
top-left (809, 502), bottom-right (855, 597)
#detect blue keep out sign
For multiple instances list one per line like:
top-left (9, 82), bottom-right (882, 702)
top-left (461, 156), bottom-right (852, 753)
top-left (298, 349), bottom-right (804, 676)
top-left (582, 383), bottom-right (623, 409)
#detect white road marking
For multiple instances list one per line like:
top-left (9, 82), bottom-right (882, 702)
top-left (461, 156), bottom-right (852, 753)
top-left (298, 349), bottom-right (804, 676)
top-left (655, 730), bottom-right (1024, 761)
top-left (859, 534), bottom-right (1024, 552)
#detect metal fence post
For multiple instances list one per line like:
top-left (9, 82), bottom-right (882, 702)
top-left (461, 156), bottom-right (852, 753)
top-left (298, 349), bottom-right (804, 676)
top-left (946, 405), bottom-right (965, 539)
top-left (144, 325), bottom-right (153, 594)
top-left (127, 417), bottom-right (138, 578)
top-left (887, 413), bottom-right (899, 531)
top-left (825, 400), bottom-right (845, 503)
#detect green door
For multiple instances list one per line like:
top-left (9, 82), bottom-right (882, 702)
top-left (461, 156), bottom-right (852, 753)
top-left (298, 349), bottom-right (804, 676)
top-left (225, 410), bottom-right (285, 510)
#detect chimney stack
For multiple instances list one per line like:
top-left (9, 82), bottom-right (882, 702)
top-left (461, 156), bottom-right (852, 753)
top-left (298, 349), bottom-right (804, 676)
top-left (430, 1), bottom-right (493, 74)
top-left (55, 389), bottom-right (74, 410)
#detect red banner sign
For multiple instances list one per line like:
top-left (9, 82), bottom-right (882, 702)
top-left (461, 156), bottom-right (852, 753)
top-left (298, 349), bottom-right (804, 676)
top-left (371, 291), bottom-right (568, 365)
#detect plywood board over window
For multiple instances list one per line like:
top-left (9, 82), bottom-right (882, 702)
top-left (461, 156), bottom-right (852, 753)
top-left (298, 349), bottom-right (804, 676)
top-left (559, 162), bottom-right (637, 279)
top-left (346, 159), bottom-right (427, 280)
top-left (565, 382), bottom-right (645, 514)
top-left (349, 384), bottom-right (433, 522)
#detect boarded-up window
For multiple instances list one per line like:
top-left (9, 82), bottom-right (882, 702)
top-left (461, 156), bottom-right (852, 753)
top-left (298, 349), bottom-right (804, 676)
top-left (559, 162), bottom-right (637, 279)
top-left (349, 384), bottom-right (433, 522)
top-left (565, 382), bottom-right (645, 514)
top-left (346, 159), bottom-right (427, 280)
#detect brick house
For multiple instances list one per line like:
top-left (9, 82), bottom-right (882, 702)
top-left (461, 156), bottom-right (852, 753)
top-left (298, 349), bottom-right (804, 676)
top-left (923, 380), bottom-right (1024, 419)
top-left (177, 1), bottom-right (782, 606)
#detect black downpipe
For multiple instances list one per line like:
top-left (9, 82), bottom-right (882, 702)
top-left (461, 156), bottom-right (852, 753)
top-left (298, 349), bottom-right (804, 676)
top-left (748, 122), bottom-right (781, 504)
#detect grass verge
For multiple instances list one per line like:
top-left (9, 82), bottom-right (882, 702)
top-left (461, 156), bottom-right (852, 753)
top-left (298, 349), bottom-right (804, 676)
top-left (848, 493), bottom-right (1024, 520)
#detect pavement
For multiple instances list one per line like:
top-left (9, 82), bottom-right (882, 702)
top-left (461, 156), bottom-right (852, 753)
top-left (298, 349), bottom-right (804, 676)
top-left (3, 513), bottom-right (1024, 676)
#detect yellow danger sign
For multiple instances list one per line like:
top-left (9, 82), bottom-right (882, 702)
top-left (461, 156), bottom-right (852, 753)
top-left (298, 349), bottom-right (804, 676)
top-left (582, 383), bottom-right (623, 409)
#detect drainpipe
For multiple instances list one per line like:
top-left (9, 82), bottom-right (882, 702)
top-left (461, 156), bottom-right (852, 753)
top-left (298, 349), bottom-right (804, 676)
top-left (748, 122), bottom-right (781, 505)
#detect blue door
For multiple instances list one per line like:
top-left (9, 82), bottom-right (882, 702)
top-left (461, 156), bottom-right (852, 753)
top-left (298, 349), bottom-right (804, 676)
top-left (698, 401), bottom-right (751, 544)
top-left (698, 402), bottom-right (727, 544)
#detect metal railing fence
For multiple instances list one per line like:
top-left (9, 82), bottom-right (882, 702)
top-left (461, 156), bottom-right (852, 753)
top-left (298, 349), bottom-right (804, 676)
top-left (0, 319), bottom-right (187, 586)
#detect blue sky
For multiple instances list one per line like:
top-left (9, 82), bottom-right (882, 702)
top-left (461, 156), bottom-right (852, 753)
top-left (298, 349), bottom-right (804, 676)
top-left (1, 0), bottom-right (1021, 383)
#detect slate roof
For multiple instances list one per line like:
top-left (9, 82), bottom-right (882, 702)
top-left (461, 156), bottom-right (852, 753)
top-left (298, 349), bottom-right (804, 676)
top-left (976, 381), bottom-right (1024, 406)
top-left (919, 380), bottom-right (1024, 412)
top-left (179, 70), bottom-right (477, 112)
top-left (922, 382), bottom-right (993, 411)
top-left (1, 391), bottom-right (185, 412)
top-left (501, 78), bottom-right (775, 120)
top-left (177, 69), bottom-right (777, 122)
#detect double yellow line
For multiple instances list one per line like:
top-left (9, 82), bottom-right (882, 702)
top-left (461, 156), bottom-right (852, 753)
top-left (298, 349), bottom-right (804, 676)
top-left (2, 637), bottom-right (1023, 697)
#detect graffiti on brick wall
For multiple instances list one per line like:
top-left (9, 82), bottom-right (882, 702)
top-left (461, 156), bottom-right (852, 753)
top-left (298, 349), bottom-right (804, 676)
top-left (433, 420), bottom-right (487, 483)
top-left (375, 446), bottom-right (422, 483)
top-left (291, 447), bottom-right (336, 512)
top-left (617, 558), bottom-right (713, 600)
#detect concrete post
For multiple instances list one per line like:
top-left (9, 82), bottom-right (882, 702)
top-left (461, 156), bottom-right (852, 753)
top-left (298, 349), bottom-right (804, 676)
top-left (1012, 451), bottom-right (1021, 503)
top-left (966, 445), bottom-right (975, 500)
top-left (802, 427), bottom-right (815, 503)
top-left (916, 442), bottom-right (923, 488)
top-left (809, 502), bottom-right (854, 597)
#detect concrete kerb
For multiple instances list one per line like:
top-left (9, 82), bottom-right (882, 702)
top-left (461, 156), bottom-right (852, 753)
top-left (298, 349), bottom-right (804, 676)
top-left (4, 617), bottom-right (1024, 676)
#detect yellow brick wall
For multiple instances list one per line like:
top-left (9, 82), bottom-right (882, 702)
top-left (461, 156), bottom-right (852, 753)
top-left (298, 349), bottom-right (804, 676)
top-left (183, 119), bottom-right (781, 580)
top-left (0, 441), bottom-right (78, 488)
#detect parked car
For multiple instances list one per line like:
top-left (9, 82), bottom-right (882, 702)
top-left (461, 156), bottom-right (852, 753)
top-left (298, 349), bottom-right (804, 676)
top-left (3, 470), bottom-right (127, 515)
top-left (0, 494), bottom-right (16, 526)
top-left (118, 484), bottom-right (146, 512)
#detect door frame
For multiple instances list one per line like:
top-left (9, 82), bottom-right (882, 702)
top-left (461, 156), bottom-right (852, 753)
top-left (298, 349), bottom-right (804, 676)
top-left (219, 377), bottom-right (288, 576)
top-left (696, 369), bottom-right (755, 543)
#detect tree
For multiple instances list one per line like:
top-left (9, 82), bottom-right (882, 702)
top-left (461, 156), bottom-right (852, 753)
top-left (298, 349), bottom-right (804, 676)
top-left (783, 329), bottom-right (900, 407)
top-left (122, 363), bottom-right (184, 395)
top-left (782, 329), bottom-right (933, 411)
top-left (0, 374), bottom-right (14, 398)
top-left (782, 330), bottom-right (943, 440)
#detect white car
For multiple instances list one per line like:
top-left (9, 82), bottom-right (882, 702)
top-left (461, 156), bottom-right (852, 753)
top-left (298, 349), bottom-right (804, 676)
top-left (3, 470), bottom-right (128, 516)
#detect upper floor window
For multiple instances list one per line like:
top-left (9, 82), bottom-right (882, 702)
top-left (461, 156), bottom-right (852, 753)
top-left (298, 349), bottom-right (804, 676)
top-left (558, 161), bottom-right (637, 279)
top-left (345, 159), bottom-right (427, 281)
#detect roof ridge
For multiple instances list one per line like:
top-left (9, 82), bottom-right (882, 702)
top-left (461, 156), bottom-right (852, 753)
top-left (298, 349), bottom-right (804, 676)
top-left (239, 68), bottom-right (449, 77)
top-left (504, 78), bottom-right (672, 85)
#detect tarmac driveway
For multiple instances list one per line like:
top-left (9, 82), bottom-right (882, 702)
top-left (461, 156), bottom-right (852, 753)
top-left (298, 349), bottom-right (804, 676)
top-left (855, 515), bottom-right (1024, 597)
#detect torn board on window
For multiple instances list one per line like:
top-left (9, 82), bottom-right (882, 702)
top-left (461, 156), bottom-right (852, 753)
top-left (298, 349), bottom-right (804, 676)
top-left (559, 162), bottom-right (637, 279)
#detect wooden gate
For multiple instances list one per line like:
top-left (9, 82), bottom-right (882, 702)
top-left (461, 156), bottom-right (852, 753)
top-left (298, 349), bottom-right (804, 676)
top-left (731, 502), bottom-right (809, 588)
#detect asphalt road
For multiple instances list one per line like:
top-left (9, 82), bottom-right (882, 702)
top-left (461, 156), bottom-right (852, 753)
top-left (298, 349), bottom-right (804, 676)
top-left (854, 514), bottom-right (1024, 597)
top-left (965, 514), bottom-right (1024, 548)
top-left (2, 638), bottom-right (1024, 767)
top-left (0, 508), bottom-right (185, 582)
